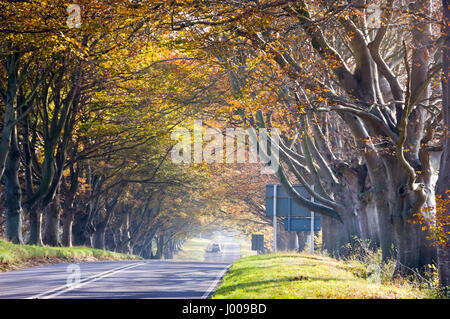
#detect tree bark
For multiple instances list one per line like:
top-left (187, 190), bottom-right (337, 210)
top-left (93, 207), bottom-right (114, 250)
top-left (386, 159), bottom-right (437, 276)
top-left (93, 226), bottom-right (107, 250)
top-left (277, 226), bottom-right (298, 251)
top-left (61, 207), bottom-right (75, 247)
top-left (43, 197), bottom-right (62, 246)
top-left (4, 127), bottom-right (23, 244)
top-left (140, 235), bottom-right (154, 259)
top-left (296, 231), bottom-right (308, 252)
top-left (120, 211), bottom-right (131, 254)
top-left (28, 203), bottom-right (43, 246)
top-left (436, 0), bottom-right (450, 290)
top-left (155, 234), bottom-right (164, 259)
top-left (72, 211), bottom-right (92, 246)
top-left (0, 53), bottom-right (19, 182)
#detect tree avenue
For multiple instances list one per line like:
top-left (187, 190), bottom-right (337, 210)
top-left (0, 0), bottom-right (448, 290)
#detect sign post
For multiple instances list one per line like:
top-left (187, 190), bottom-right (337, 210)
top-left (310, 211), bottom-right (315, 254)
top-left (273, 184), bottom-right (277, 253)
top-left (266, 184), bottom-right (321, 253)
top-left (310, 186), bottom-right (315, 254)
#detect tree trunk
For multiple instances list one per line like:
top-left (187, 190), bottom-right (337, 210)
top-left (43, 198), bottom-right (62, 246)
top-left (392, 205), bottom-right (436, 276)
top-left (93, 224), bottom-right (107, 250)
top-left (72, 212), bottom-right (92, 246)
top-left (376, 194), bottom-right (396, 262)
top-left (276, 226), bottom-right (298, 251)
top-left (62, 207), bottom-right (75, 247)
top-left (321, 216), bottom-right (343, 257)
top-left (29, 202), bottom-right (43, 246)
top-left (120, 211), bottom-right (131, 254)
top-left (141, 236), bottom-right (154, 259)
top-left (93, 208), bottom-right (114, 250)
top-left (0, 53), bottom-right (19, 182)
top-left (296, 231), bottom-right (308, 252)
top-left (357, 195), bottom-right (381, 250)
top-left (155, 235), bottom-right (164, 259)
top-left (4, 127), bottom-right (23, 244)
top-left (164, 239), bottom-right (175, 259)
top-left (436, 0), bottom-right (450, 290)
top-left (387, 160), bottom-right (437, 276)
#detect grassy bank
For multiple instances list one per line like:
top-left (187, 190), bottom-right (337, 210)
top-left (213, 253), bottom-right (427, 299)
top-left (0, 239), bottom-right (141, 272)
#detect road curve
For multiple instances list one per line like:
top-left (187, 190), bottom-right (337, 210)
top-left (0, 260), bottom-right (230, 299)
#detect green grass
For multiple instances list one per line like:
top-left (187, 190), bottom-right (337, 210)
top-left (213, 253), bottom-right (427, 299)
top-left (172, 237), bottom-right (211, 261)
top-left (0, 239), bottom-right (141, 272)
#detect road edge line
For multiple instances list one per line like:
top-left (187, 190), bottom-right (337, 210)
top-left (201, 264), bottom-right (232, 299)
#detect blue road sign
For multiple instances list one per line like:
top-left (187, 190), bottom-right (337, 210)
top-left (284, 217), bottom-right (321, 231)
top-left (265, 184), bottom-right (311, 217)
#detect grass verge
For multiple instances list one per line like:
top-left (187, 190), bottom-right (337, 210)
top-left (213, 252), bottom-right (427, 299)
top-left (0, 239), bottom-right (141, 273)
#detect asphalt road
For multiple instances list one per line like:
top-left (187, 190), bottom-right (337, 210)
top-left (204, 235), bottom-right (241, 264)
top-left (0, 235), bottom-right (242, 299)
top-left (0, 260), bottom-right (233, 299)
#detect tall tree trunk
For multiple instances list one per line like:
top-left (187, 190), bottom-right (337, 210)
top-left (320, 177), bottom-right (365, 257)
top-left (141, 235), bottom-right (154, 259)
top-left (61, 163), bottom-right (80, 247)
top-left (277, 226), bottom-right (298, 251)
top-left (387, 160), bottom-right (437, 276)
top-left (370, 173), bottom-right (396, 261)
top-left (436, 0), bottom-right (450, 290)
top-left (376, 194), bottom-right (396, 262)
top-left (357, 195), bottom-right (381, 250)
top-left (61, 207), bottom-right (75, 247)
top-left (4, 127), bottom-right (23, 244)
top-left (321, 216), bottom-right (342, 257)
top-left (43, 197), bottom-right (62, 246)
top-left (120, 211), bottom-right (131, 254)
top-left (72, 212), bottom-right (92, 246)
top-left (155, 234), bottom-right (164, 259)
top-left (93, 226), bottom-right (107, 250)
top-left (29, 202), bottom-right (43, 246)
top-left (296, 231), bottom-right (308, 252)
top-left (0, 53), bottom-right (20, 182)
top-left (93, 208), bottom-right (114, 250)
top-left (164, 239), bottom-right (175, 259)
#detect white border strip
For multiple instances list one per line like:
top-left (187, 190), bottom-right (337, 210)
top-left (201, 264), bottom-right (231, 299)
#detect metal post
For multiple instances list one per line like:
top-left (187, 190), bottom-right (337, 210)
top-left (310, 211), bottom-right (314, 254)
top-left (273, 184), bottom-right (277, 253)
top-left (310, 185), bottom-right (315, 254)
top-left (287, 192), bottom-right (291, 231)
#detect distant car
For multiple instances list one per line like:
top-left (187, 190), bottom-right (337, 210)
top-left (207, 243), bottom-right (222, 253)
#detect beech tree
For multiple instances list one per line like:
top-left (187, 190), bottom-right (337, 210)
top-left (0, 0), bottom-right (447, 287)
top-left (165, 0), bottom-right (445, 276)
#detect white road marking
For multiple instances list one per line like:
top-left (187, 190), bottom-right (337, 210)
top-left (28, 262), bottom-right (145, 299)
top-left (201, 264), bottom-right (231, 299)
